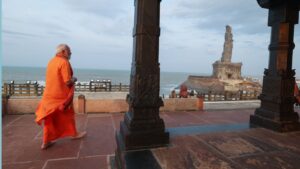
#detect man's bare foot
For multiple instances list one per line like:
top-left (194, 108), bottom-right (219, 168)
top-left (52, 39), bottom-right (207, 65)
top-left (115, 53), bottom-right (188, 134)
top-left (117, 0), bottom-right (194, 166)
top-left (41, 141), bottom-right (56, 150)
top-left (72, 131), bottom-right (87, 140)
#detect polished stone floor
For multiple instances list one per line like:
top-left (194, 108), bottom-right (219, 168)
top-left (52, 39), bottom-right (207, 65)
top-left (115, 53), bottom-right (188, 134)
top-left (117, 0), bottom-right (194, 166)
top-left (3, 108), bottom-right (300, 169)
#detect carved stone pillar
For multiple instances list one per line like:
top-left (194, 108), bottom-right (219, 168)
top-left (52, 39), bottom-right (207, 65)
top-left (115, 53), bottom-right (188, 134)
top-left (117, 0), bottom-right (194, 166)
top-left (115, 0), bottom-right (169, 167)
top-left (250, 0), bottom-right (300, 132)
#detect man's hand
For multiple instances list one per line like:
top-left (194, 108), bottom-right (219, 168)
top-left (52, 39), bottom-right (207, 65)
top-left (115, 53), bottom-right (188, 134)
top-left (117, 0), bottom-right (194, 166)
top-left (66, 77), bottom-right (77, 87)
top-left (72, 77), bottom-right (77, 83)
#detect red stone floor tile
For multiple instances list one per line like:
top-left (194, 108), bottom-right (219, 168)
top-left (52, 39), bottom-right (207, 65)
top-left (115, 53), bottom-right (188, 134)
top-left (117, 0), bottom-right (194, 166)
top-left (75, 114), bottom-right (88, 132)
top-left (242, 128), bottom-right (300, 154)
top-left (152, 135), bottom-right (240, 169)
top-left (79, 116), bottom-right (115, 157)
top-left (196, 130), bottom-right (279, 158)
top-left (162, 111), bottom-right (207, 127)
top-left (3, 124), bottom-right (42, 163)
top-left (287, 131), bottom-right (300, 140)
top-left (2, 161), bottom-right (46, 169)
top-left (160, 113), bottom-right (180, 128)
top-left (111, 113), bottom-right (124, 132)
top-left (44, 156), bottom-right (108, 169)
top-left (2, 115), bottom-right (41, 162)
top-left (86, 114), bottom-right (111, 118)
top-left (206, 109), bottom-right (253, 115)
top-left (233, 151), bottom-right (300, 169)
top-left (8, 114), bottom-right (37, 126)
top-left (197, 117), bottom-right (238, 125)
top-left (16, 138), bottom-right (82, 162)
top-left (3, 137), bottom-right (81, 163)
top-left (203, 110), bottom-right (251, 123)
top-left (3, 124), bottom-right (41, 139)
top-left (161, 110), bottom-right (253, 127)
top-left (2, 115), bottom-right (23, 127)
top-left (3, 138), bottom-right (30, 163)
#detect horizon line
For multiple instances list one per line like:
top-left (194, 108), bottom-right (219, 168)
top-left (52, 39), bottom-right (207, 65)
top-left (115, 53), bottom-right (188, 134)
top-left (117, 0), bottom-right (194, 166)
top-left (2, 65), bottom-right (269, 77)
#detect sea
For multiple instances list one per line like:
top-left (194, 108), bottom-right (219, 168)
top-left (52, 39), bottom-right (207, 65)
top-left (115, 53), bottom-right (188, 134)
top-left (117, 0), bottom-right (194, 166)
top-left (2, 66), bottom-right (209, 96)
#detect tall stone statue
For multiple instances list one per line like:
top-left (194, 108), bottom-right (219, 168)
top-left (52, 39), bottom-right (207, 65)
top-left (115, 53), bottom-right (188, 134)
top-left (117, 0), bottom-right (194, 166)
top-left (221, 25), bottom-right (233, 63)
top-left (212, 25), bottom-right (241, 80)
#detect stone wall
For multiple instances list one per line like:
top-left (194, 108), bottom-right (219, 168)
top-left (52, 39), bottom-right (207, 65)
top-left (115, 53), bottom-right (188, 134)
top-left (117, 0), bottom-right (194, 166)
top-left (212, 61), bottom-right (242, 80)
top-left (4, 97), bottom-right (204, 114)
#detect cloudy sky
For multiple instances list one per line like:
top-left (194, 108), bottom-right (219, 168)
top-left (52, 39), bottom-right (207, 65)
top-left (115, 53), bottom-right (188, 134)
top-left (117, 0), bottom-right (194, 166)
top-left (3, 0), bottom-right (300, 76)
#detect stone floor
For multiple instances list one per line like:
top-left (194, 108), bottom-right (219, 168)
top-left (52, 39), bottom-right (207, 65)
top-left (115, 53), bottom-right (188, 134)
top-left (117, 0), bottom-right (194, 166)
top-left (2, 108), bottom-right (300, 169)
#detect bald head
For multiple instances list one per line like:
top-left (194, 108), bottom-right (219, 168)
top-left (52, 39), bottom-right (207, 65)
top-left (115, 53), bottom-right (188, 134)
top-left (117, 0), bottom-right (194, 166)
top-left (56, 44), bottom-right (70, 54)
top-left (56, 44), bottom-right (72, 60)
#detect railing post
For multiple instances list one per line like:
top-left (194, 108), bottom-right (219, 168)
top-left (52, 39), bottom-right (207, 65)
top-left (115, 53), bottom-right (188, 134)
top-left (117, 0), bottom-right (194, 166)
top-left (3, 83), bottom-right (8, 96)
top-left (213, 93), bottom-right (217, 101)
top-left (207, 91), bottom-right (211, 101)
top-left (11, 84), bottom-right (15, 95)
top-left (254, 90), bottom-right (258, 99)
top-left (41, 86), bottom-right (44, 95)
top-left (34, 84), bottom-right (38, 96)
top-left (224, 91), bottom-right (228, 100)
top-left (89, 81), bottom-right (92, 92)
top-left (26, 84), bottom-right (30, 96)
top-left (19, 84), bottom-right (22, 96)
top-left (240, 90), bottom-right (244, 100)
top-left (78, 94), bottom-right (86, 114)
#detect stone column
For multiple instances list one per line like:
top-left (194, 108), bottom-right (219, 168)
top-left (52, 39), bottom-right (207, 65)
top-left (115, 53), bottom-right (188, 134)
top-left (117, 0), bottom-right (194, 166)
top-left (77, 94), bottom-right (86, 114)
top-left (250, 0), bottom-right (300, 132)
top-left (116, 0), bottom-right (169, 151)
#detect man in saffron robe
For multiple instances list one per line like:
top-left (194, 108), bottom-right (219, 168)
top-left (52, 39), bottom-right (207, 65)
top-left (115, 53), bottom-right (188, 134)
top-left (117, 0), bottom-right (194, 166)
top-left (35, 44), bottom-right (86, 150)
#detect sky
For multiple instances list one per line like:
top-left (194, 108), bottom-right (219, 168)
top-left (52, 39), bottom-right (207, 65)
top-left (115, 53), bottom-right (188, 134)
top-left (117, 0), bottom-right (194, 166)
top-left (3, 0), bottom-right (300, 76)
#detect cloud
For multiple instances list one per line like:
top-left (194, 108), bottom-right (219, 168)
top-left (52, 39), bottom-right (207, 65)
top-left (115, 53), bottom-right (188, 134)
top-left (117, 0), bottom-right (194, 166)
top-left (3, 30), bottom-right (43, 38)
top-left (162, 0), bottom-right (269, 35)
top-left (2, 0), bottom-right (300, 76)
top-left (61, 0), bottom-right (131, 18)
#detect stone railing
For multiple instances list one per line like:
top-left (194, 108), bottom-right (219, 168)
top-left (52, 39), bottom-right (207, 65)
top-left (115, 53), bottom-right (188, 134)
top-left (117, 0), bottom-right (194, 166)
top-left (2, 81), bottom-right (130, 96)
top-left (170, 91), bottom-right (259, 101)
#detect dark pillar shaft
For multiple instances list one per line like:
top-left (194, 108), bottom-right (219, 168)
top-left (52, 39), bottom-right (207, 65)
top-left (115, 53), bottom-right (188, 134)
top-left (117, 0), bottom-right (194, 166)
top-left (115, 0), bottom-right (169, 166)
top-left (250, 0), bottom-right (300, 132)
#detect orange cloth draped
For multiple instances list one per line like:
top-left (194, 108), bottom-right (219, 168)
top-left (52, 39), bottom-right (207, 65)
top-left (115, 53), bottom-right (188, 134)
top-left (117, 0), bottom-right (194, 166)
top-left (35, 55), bottom-right (77, 143)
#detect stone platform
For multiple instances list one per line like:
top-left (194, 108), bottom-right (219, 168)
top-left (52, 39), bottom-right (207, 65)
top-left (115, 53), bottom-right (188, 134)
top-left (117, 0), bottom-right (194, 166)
top-left (3, 108), bottom-right (300, 169)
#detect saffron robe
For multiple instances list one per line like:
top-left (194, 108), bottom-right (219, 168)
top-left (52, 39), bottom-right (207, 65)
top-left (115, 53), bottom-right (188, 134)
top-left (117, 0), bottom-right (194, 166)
top-left (35, 55), bottom-right (77, 143)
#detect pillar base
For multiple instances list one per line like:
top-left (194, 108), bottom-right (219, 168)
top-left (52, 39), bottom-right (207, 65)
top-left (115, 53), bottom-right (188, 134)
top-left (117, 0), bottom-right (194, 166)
top-left (113, 139), bottom-right (162, 169)
top-left (117, 121), bottom-right (169, 150)
top-left (250, 109), bottom-right (300, 132)
top-left (114, 124), bottom-right (169, 169)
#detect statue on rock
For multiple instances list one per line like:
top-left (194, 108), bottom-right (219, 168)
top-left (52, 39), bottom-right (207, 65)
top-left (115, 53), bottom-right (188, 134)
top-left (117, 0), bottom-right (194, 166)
top-left (221, 25), bottom-right (233, 63)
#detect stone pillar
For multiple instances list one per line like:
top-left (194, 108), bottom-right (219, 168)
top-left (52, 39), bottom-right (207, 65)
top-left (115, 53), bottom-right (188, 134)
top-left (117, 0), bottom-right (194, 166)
top-left (116, 0), bottom-right (168, 156)
top-left (77, 94), bottom-right (86, 114)
top-left (250, 0), bottom-right (300, 132)
top-left (197, 96), bottom-right (204, 110)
